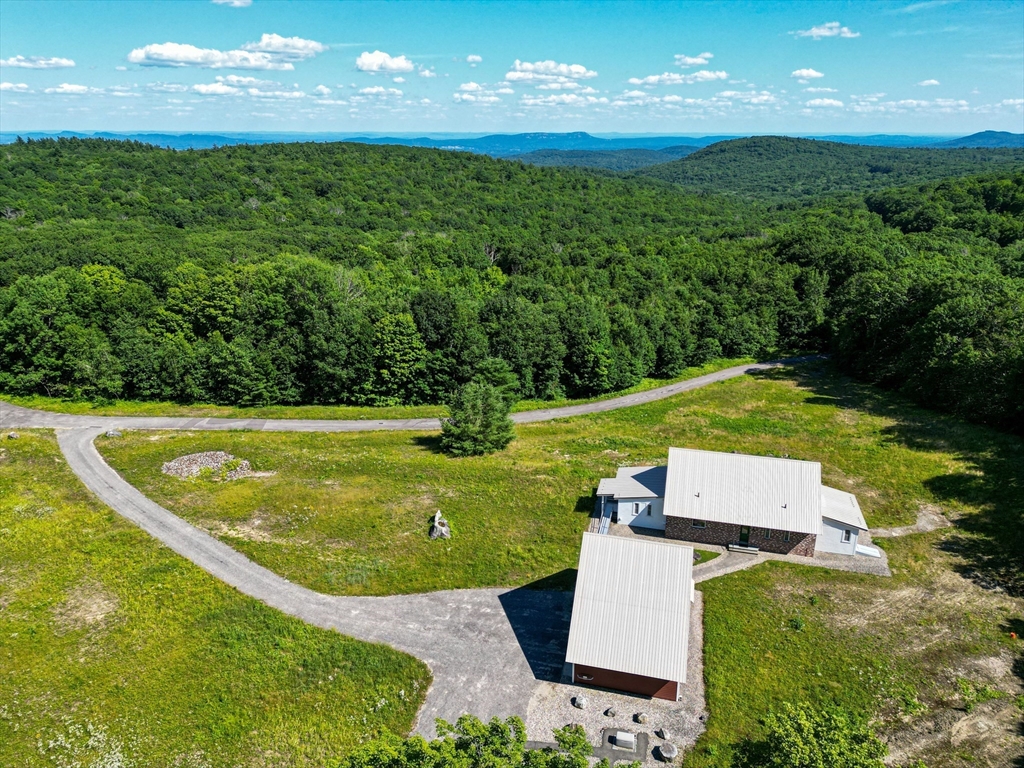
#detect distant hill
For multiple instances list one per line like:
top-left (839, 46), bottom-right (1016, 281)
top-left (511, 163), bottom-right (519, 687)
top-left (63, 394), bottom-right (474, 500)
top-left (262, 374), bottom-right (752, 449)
top-left (635, 135), bottom-right (1024, 200)
top-left (930, 130), bottom-right (1024, 148)
top-left (509, 145), bottom-right (699, 171)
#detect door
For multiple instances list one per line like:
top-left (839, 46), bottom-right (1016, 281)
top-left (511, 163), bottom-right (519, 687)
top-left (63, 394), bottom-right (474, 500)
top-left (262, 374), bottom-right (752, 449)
top-left (739, 526), bottom-right (750, 545)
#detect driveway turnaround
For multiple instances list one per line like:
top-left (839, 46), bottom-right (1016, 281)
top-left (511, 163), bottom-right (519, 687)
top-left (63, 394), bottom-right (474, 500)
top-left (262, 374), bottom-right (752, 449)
top-left (0, 357), bottom-right (816, 738)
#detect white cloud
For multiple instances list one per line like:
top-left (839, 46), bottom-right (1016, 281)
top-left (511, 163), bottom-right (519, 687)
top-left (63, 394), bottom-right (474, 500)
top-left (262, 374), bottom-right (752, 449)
top-left (674, 52), bottom-right (713, 66)
top-left (628, 70), bottom-right (728, 86)
top-left (127, 42), bottom-right (294, 70)
top-left (147, 82), bottom-right (190, 92)
top-left (418, 67), bottom-right (437, 77)
top-left (794, 21), bottom-right (861, 39)
top-left (505, 59), bottom-right (597, 84)
top-left (356, 50), bottom-right (414, 72)
top-left (115, 66), bottom-right (128, 71)
top-left (806, 98), bottom-right (844, 107)
top-left (358, 85), bottom-right (402, 96)
top-left (791, 68), bottom-right (824, 79)
top-left (248, 88), bottom-right (306, 99)
top-left (917, 79), bottom-right (940, 86)
top-left (44, 83), bottom-right (102, 94)
top-left (520, 92), bottom-right (608, 106)
top-left (467, 54), bottom-right (482, 66)
top-left (458, 81), bottom-right (484, 91)
top-left (215, 74), bottom-right (273, 86)
top-left (314, 84), bottom-right (332, 96)
top-left (241, 33), bottom-right (326, 60)
top-left (193, 82), bottom-right (241, 95)
top-left (0, 82), bottom-right (30, 92)
top-left (212, 0), bottom-right (252, 6)
top-left (803, 86), bottom-right (837, 92)
top-left (717, 89), bottom-right (778, 104)
top-left (1, 55), bottom-right (75, 69)
top-left (453, 92), bottom-right (501, 104)
top-left (495, 86), bottom-right (514, 94)
top-left (1001, 98), bottom-right (1024, 106)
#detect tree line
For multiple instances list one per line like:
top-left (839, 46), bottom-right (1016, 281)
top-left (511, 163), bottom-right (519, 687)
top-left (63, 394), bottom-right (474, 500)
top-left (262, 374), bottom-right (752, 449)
top-left (0, 138), bottom-right (1021, 434)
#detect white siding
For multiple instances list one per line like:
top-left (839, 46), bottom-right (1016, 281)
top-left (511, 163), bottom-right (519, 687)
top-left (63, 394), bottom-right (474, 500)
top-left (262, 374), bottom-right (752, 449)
top-left (816, 516), bottom-right (859, 555)
top-left (616, 497), bottom-right (667, 530)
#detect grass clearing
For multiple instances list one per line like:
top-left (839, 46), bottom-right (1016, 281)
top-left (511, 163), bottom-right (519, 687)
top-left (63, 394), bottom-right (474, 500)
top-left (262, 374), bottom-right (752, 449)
top-left (0, 357), bottom-right (753, 420)
top-left (0, 431), bottom-right (430, 768)
top-left (96, 360), bottom-right (1024, 766)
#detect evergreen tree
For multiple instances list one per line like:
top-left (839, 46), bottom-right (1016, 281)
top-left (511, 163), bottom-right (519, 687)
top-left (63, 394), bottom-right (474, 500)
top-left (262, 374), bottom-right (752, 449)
top-left (440, 381), bottom-right (515, 456)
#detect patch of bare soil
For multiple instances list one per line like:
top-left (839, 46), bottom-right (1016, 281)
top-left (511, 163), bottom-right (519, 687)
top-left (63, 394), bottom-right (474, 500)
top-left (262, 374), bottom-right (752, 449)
top-left (52, 580), bottom-right (118, 634)
top-left (162, 451), bottom-right (275, 481)
top-left (885, 697), bottom-right (1024, 768)
top-left (872, 504), bottom-right (953, 538)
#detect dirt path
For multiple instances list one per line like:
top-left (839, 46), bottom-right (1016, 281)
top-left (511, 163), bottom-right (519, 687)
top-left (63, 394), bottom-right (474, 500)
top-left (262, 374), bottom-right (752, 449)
top-left (871, 507), bottom-right (951, 538)
top-left (0, 356), bottom-right (818, 433)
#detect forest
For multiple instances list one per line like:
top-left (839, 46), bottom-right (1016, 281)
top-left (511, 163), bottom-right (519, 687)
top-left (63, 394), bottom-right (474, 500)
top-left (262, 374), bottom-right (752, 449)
top-left (0, 136), bottom-right (1022, 435)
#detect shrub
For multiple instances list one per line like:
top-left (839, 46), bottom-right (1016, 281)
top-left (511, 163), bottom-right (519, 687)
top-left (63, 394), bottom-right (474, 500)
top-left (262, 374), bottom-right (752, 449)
top-left (440, 381), bottom-right (515, 456)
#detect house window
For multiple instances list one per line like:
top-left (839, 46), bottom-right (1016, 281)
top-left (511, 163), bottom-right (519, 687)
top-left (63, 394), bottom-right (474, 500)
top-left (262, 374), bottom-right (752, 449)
top-left (691, 519), bottom-right (706, 528)
top-left (632, 502), bottom-right (640, 516)
top-left (646, 505), bottom-right (652, 516)
top-left (783, 531), bottom-right (791, 542)
top-left (843, 529), bottom-right (852, 543)
top-left (764, 528), bottom-right (772, 539)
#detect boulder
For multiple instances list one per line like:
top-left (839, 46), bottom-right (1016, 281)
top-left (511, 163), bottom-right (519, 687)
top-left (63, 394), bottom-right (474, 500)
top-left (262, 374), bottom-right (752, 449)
top-left (105, 430), bottom-right (122, 438)
top-left (659, 743), bottom-right (678, 762)
top-left (429, 510), bottom-right (451, 540)
top-left (604, 707), bottom-right (616, 717)
top-left (634, 712), bottom-right (647, 724)
top-left (571, 695), bottom-right (587, 710)
top-left (656, 727), bottom-right (670, 740)
top-left (7, 432), bottom-right (19, 440)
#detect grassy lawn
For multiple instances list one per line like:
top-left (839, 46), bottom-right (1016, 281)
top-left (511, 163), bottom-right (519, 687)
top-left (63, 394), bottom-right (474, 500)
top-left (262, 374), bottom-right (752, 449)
top-left (0, 357), bottom-right (753, 420)
top-left (96, 359), bottom-right (1024, 766)
top-left (0, 431), bottom-right (430, 768)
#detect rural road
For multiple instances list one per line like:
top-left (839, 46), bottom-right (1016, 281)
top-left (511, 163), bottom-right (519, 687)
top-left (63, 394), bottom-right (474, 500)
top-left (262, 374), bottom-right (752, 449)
top-left (1, 356), bottom-right (815, 737)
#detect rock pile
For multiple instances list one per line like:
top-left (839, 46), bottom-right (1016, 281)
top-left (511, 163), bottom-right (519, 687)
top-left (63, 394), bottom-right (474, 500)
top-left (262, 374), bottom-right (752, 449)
top-left (429, 510), bottom-right (451, 539)
top-left (161, 451), bottom-right (271, 481)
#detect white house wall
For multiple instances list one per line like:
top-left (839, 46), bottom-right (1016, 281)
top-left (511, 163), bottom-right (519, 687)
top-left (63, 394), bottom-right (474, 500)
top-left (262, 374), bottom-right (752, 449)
top-left (616, 497), bottom-right (667, 530)
top-left (816, 516), bottom-right (859, 555)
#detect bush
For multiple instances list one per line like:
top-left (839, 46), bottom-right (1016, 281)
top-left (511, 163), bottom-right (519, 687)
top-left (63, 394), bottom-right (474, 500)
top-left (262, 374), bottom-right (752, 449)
top-left (440, 381), bottom-right (515, 456)
top-left (737, 702), bottom-right (887, 768)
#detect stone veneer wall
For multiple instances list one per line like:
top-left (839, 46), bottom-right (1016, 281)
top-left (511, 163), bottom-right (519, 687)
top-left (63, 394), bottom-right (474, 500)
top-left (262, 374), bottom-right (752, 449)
top-left (665, 518), bottom-right (816, 557)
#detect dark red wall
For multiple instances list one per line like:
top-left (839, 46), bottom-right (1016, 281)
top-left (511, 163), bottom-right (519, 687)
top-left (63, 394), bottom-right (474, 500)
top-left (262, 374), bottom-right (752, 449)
top-left (573, 664), bottom-right (678, 700)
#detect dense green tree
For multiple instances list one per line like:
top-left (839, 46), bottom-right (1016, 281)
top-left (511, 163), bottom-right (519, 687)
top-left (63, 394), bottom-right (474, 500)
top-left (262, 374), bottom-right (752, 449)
top-left (440, 381), bottom-right (516, 456)
top-left (737, 703), bottom-right (887, 768)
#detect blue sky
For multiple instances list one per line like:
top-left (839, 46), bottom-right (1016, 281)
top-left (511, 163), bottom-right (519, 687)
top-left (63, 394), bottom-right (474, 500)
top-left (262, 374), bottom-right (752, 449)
top-left (1, 0), bottom-right (1022, 134)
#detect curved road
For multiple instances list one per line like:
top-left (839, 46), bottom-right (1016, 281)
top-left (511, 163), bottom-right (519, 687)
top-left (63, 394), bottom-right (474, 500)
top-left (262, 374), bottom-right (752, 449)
top-left (1, 356), bottom-right (815, 737)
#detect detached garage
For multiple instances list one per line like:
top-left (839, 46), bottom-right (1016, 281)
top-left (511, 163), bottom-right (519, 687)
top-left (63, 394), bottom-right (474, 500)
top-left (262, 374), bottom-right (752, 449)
top-left (565, 533), bottom-right (694, 701)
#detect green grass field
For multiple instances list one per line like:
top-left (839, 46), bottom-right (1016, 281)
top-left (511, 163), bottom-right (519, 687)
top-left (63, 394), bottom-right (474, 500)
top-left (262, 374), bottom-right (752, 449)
top-left (0, 358), bottom-right (753, 420)
top-left (0, 431), bottom-right (430, 768)
top-left (95, 360), bottom-right (1024, 767)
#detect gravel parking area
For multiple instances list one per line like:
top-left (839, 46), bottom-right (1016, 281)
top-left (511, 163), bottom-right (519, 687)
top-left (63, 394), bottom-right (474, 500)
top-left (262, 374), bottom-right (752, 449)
top-left (525, 592), bottom-right (707, 763)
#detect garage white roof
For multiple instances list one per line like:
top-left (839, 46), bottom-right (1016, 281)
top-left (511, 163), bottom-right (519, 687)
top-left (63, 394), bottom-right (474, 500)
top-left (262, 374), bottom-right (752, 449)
top-left (596, 466), bottom-right (667, 499)
top-left (565, 533), bottom-right (692, 684)
top-left (821, 485), bottom-right (868, 530)
top-left (663, 448), bottom-right (821, 535)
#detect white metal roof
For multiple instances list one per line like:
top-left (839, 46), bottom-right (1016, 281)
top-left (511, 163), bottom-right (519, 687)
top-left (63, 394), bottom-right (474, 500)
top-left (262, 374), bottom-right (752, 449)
top-left (821, 485), bottom-right (868, 530)
top-left (596, 466), bottom-right (667, 499)
top-left (662, 448), bottom-right (821, 535)
top-left (565, 533), bottom-right (692, 684)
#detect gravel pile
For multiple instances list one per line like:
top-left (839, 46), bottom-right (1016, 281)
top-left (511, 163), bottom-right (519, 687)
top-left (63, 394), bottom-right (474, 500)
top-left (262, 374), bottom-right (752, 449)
top-left (161, 451), bottom-right (262, 481)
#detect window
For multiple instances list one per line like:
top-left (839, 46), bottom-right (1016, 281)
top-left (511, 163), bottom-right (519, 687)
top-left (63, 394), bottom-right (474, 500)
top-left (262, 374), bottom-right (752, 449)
top-left (691, 519), bottom-right (706, 529)
top-left (631, 502), bottom-right (640, 517)
top-left (842, 529), bottom-right (852, 543)
top-left (764, 528), bottom-right (772, 540)
top-left (783, 530), bottom-right (791, 542)
top-left (646, 504), bottom-right (652, 517)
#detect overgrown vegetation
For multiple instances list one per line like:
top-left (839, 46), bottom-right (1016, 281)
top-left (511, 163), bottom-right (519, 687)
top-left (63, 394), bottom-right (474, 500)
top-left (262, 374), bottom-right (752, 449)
top-left (2, 138), bottom-right (1021, 436)
top-left (0, 431), bottom-right (430, 767)
top-left (636, 136), bottom-right (1024, 200)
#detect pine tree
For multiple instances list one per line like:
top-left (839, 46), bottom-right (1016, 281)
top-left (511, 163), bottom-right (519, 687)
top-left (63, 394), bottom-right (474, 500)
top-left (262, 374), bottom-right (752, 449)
top-left (440, 381), bottom-right (515, 456)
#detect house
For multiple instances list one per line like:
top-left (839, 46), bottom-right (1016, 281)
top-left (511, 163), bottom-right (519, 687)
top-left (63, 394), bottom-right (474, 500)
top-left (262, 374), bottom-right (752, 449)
top-left (596, 448), bottom-right (871, 557)
top-left (565, 532), bottom-right (694, 700)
